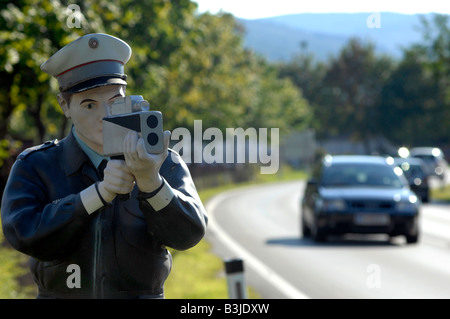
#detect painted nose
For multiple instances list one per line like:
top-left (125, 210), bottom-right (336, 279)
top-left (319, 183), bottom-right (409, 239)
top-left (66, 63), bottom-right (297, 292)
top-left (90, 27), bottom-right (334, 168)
top-left (98, 104), bottom-right (111, 126)
top-left (101, 102), bottom-right (112, 118)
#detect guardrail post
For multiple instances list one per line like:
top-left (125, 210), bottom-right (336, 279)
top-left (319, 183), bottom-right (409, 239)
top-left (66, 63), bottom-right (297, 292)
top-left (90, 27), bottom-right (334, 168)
top-left (224, 258), bottom-right (248, 299)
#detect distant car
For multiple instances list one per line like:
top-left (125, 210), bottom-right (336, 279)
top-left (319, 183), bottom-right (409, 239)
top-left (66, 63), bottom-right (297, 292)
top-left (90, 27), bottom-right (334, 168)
top-left (409, 147), bottom-right (447, 181)
top-left (393, 157), bottom-right (430, 203)
top-left (301, 155), bottom-right (420, 243)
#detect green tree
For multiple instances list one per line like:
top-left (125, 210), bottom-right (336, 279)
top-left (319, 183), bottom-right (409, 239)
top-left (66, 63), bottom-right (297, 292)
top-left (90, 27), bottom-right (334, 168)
top-left (1, 0), bottom-right (311, 194)
top-left (0, 0), bottom-right (98, 195)
top-left (0, 0), bottom-right (199, 143)
top-left (0, 0), bottom-right (97, 142)
top-left (278, 51), bottom-right (327, 131)
top-left (378, 50), bottom-right (441, 145)
top-left (416, 14), bottom-right (449, 95)
top-left (378, 14), bottom-right (449, 146)
top-left (319, 39), bottom-right (393, 146)
top-left (278, 39), bottom-right (394, 152)
top-left (151, 12), bottom-right (310, 133)
top-left (2, 0), bottom-right (309, 140)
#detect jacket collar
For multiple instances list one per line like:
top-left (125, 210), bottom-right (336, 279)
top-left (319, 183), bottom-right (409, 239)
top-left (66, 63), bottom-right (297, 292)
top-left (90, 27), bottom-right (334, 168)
top-left (62, 130), bottom-right (97, 180)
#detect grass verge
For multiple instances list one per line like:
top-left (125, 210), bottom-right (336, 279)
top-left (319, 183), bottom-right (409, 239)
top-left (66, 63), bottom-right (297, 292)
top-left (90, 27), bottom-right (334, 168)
top-left (430, 183), bottom-right (450, 202)
top-left (0, 232), bottom-right (37, 298)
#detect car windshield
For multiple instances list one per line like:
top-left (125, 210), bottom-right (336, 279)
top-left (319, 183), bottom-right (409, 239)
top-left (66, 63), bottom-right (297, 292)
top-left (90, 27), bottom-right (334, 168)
top-left (412, 155), bottom-right (438, 164)
top-left (398, 163), bottom-right (426, 179)
top-left (321, 163), bottom-right (404, 188)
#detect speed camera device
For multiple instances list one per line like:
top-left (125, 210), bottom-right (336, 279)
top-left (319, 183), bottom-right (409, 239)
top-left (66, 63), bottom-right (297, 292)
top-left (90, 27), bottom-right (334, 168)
top-left (102, 95), bottom-right (164, 156)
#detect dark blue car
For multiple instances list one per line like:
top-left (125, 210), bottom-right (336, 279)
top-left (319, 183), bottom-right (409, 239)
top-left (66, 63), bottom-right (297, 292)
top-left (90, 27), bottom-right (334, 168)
top-left (301, 155), bottom-right (420, 243)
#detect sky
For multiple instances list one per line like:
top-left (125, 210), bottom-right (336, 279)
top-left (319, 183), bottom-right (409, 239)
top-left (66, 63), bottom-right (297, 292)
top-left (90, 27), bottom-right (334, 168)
top-left (193, 0), bottom-right (450, 19)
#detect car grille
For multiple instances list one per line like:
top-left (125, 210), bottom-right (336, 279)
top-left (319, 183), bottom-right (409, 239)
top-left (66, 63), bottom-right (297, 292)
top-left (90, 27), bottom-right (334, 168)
top-left (349, 200), bottom-right (394, 211)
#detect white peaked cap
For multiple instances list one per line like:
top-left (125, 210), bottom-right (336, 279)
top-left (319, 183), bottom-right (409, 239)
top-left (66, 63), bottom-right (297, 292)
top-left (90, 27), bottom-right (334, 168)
top-left (41, 33), bottom-right (132, 93)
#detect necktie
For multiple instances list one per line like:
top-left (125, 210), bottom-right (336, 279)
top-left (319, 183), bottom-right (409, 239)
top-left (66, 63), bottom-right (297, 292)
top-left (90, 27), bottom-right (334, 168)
top-left (97, 159), bottom-right (108, 180)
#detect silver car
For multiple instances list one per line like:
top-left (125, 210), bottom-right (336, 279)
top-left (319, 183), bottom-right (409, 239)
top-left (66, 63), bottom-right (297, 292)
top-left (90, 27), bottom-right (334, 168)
top-left (409, 147), bottom-right (447, 181)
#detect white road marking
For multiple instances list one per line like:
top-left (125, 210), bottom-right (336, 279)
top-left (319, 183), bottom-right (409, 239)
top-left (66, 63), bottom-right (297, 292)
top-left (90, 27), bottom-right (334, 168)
top-left (206, 189), bottom-right (310, 299)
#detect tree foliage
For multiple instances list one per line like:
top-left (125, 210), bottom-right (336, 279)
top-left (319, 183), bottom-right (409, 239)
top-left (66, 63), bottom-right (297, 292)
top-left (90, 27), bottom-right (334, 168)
top-left (1, 2), bottom-right (448, 170)
top-left (0, 0), bottom-right (309, 143)
top-left (320, 39), bottom-right (393, 143)
top-left (0, 0), bottom-right (80, 142)
top-left (0, 0), bottom-right (310, 193)
top-left (279, 14), bottom-right (449, 150)
top-left (378, 14), bottom-right (449, 146)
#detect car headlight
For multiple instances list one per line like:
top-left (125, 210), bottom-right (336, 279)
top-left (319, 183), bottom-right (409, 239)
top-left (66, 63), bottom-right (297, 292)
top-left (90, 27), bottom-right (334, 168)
top-left (435, 166), bottom-right (444, 175)
top-left (318, 199), bottom-right (346, 211)
top-left (396, 195), bottom-right (419, 212)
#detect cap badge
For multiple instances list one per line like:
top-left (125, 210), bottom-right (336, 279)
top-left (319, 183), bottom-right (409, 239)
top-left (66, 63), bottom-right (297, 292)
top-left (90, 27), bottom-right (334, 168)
top-left (88, 37), bottom-right (99, 49)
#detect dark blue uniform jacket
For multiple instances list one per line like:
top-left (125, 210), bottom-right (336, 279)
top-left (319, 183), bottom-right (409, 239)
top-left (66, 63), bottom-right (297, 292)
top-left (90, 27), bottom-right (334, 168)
top-left (1, 131), bottom-right (207, 298)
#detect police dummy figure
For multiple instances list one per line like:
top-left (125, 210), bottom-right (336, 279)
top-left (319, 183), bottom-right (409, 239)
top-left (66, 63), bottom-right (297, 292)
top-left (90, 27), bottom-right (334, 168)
top-left (1, 34), bottom-right (207, 299)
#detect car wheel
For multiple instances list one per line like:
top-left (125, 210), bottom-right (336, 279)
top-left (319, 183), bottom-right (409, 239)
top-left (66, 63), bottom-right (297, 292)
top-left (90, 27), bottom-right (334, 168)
top-left (301, 215), bottom-right (311, 238)
top-left (312, 218), bottom-right (327, 242)
top-left (405, 232), bottom-right (419, 244)
top-left (300, 204), bottom-right (311, 238)
top-left (405, 218), bottom-right (420, 244)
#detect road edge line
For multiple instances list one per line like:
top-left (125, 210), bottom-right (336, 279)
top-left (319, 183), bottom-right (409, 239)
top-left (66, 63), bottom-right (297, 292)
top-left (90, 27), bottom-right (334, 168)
top-left (206, 187), bottom-right (310, 299)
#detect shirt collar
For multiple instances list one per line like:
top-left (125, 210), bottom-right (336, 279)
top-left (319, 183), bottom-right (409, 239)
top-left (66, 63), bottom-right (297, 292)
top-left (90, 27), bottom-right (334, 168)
top-left (72, 126), bottom-right (109, 169)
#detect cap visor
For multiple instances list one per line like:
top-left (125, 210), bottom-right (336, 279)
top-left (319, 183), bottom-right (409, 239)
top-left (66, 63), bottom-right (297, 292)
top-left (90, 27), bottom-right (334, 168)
top-left (66, 76), bottom-right (127, 93)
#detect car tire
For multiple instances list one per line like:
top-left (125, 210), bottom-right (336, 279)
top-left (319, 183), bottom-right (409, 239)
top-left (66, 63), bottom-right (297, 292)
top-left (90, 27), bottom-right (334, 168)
top-left (301, 205), bottom-right (311, 238)
top-left (405, 217), bottom-right (420, 244)
top-left (312, 219), bottom-right (327, 242)
top-left (301, 216), bottom-right (311, 238)
top-left (405, 232), bottom-right (419, 244)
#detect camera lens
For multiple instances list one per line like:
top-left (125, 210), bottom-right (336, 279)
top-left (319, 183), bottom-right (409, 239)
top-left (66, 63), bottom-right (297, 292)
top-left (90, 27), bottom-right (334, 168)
top-left (147, 115), bottom-right (158, 129)
top-left (147, 133), bottom-right (159, 146)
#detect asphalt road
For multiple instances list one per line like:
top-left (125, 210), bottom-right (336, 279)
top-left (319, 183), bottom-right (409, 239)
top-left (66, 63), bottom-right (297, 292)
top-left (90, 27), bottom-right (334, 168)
top-left (206, 180), bottom-right (450, 299)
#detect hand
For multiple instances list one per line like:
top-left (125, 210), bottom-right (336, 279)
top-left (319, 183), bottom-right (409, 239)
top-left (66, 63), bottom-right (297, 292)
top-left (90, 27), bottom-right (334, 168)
top-left (97, 160), bottom-right (135, 203)
top-left (123, 130), bottom-right (171, 192)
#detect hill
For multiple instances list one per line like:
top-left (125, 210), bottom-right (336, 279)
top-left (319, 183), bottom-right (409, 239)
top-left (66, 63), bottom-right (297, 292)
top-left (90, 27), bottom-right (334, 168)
top-left (237, 12), bottom-right (439, 62)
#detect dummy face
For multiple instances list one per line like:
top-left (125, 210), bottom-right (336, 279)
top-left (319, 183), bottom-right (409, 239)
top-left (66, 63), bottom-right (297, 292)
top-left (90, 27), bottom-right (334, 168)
top-left (58, 85), bottom-right (125, 154)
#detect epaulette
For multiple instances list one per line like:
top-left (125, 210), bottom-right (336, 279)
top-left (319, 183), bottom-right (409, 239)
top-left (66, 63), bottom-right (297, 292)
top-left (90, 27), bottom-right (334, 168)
top-left (18, 139), bottom-right (59, 160)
